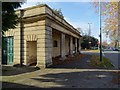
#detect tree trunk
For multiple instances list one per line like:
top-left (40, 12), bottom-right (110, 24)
top-left (114, 41), bottom-right (117, 48)
top-left (118, 42), bottom-right (119, 48)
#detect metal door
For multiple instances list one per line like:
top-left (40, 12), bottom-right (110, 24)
top-left (2, 37), bottom-right (7, 64)
top-left (7, 37), bottom-right (13, 64)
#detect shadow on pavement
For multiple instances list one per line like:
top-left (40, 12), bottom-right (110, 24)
top-left (2, 81), bottom-right (41, 89)
top-left (2, 65), bottom-right (40, 76)
top-left (31, 71), bottom-right (119, 88)
top-left (2, 71), bottom-right (119, 88)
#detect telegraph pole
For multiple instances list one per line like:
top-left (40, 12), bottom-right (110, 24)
top-left (99, 0), bottom-right (102, 62)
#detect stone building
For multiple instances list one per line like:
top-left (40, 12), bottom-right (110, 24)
top-left (3, 4), bottom-right (81, 68)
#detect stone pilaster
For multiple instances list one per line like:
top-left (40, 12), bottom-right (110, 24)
top-left (13, 25), bottom-right (21, 65)
top-left (36, 25), bottom-right (52, 68)
top-left (13, 10), bottom-right (24, 66)
top-left (45, 26), bottom-right (52, 67)
top-left (36, 25), bottom-right (45, 68)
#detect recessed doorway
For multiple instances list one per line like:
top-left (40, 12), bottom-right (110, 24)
top-left (27, 41), bottom-right (37, 66)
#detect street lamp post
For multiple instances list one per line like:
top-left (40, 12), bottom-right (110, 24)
top-left (88, 23), bottom-right (92, 50)
top-left (99, 0), bottom-right (102, 62)
top-left (88, 23), bottom-right (92, 36)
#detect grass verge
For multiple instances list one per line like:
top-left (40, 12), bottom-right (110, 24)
top-left (89, 55), bottom-right (114, 68)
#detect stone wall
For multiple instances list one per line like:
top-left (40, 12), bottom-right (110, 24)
top-left (4, 4), bottom-right (81, 68)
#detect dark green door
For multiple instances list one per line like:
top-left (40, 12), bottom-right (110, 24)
top-left (7, 37), bottom-right (13, 64)
top-left (2, 37), bottom-right (7, 64)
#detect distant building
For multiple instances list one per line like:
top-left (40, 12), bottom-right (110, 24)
top-left (3, 4), bottom-right (81, 68)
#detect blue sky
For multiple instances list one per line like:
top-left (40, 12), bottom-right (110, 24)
top-left (19, 1), bottom-right (108, 42)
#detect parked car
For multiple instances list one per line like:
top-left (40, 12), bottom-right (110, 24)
top-left (113, 48), bottom-right (120, 51)
top-left (104, 47), bottom-right (120, 51)
top-left (104, 48), bottom-right (112, 51)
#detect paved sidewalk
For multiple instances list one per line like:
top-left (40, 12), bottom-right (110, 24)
top-left (1, 66), bottom-right (119, 88)
top-left (1, 53), bottom-right (119, 88)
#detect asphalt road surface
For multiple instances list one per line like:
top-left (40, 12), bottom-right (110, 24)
top-left (81, 51), bottom-right (120, 69)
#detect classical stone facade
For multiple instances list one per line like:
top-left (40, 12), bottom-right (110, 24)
top-left (4, 4), bottom-right (81, 68)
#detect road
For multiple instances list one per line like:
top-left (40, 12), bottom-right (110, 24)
top-left (81, 51), bottom-right (120, 69)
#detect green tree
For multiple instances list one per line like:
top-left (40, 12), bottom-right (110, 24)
top-left (81, 35), bottom-right (98, 49)
top-left (2, 2), bottom-right (25, 65)
top-left (2, 2), bottom-right (25, 32)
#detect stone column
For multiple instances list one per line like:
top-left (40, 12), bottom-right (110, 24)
top-left (77, 39), bottom-right (79, 52)
top-left (60, 33), bottom-right (66, 60)
top-left (79, 38), bottom-right (81, 53)
top-left (70, 36), bottom-right (73, 56)
top-left (75, 38), bottom-right (77, 53)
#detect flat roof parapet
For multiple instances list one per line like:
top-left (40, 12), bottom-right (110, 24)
top-left (16, 4), bottom-right (81, 36)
